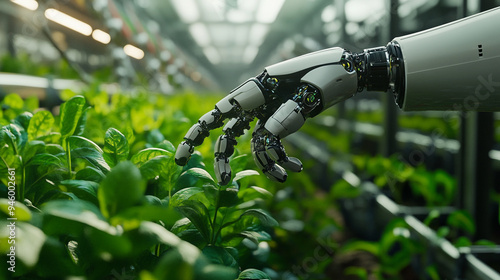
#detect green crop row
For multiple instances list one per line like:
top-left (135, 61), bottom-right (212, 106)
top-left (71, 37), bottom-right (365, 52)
top-left (0, 92), bottom-right (280, 279)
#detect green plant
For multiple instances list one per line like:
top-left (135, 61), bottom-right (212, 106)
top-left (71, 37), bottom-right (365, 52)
top-left (338, 218), bottom-right (419, 279)
top-left (0, 93), bottom-right (276, 279)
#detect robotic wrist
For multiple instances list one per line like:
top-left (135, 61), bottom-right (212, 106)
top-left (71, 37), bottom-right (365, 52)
top-left (350, 42), bottom-right (405, 107)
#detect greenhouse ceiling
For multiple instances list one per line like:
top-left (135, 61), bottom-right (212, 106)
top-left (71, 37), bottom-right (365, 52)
top-left (4, 0), bottom-right (458, 91)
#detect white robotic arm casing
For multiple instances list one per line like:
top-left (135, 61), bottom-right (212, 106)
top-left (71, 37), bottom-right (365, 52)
top-left (394, 6), bottom-right (500, 111)
top-left (265, 47), bottom-right (358, 110)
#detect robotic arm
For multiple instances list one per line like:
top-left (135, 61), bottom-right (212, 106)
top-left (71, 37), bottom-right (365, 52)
top-left (175, 6), bottom-right (500, 185)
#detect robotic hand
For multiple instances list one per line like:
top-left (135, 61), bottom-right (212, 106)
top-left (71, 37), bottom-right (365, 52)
top-left (175, 6), bottom-right (500, 185)
top-left (174, 46), bottom-right (395, 185)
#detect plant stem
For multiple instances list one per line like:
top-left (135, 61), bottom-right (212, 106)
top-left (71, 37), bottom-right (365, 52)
top-left (210, 189), bottom-right (221, 245)
top-left (65, 139), bottom-right (72, 178)
top-left (20, 165), bottom-right (25, 202)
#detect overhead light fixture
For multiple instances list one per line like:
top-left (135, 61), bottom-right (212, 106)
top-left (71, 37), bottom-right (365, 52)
top-left (249, 24), bottom-right (269, 46)
top-left (92, 29), bottom-right (111, 44)
top-left (243, 46), bottom-right (258, 64)
top-left (321, 5), bottom-right (336, 23)
top-left (10, 0), bottom-right (38, 10)
top-left (189, 23), bottom-right (210, 47)
top-left (172, 0), bottom-right (200, 23)
top-left (45, 8), bottom-right (92, 36)
top-left (203, 47), bottom-right (221, 64)
top-left (345, 0), bottom-right (385, 22)
top-left (124, 44), bottom-right (145, 60)
top-left (256, 0), bottom-right (285, 23)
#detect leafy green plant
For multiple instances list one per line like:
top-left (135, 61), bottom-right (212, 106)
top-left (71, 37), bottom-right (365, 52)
top-left (423, 209), bottom-right (496, 248)
top-left (0, 94), bottom-right (275, 279)
top-left (338, 218), bottom-right (419, 279)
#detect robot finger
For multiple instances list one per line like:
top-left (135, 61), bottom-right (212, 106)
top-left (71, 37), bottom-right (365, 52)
top-left (176, 79), bottom-right (265, 166)
top-left (175, 108), bottom-right (224, 166)
top-left (214, 114), bottom-right (254, 185)
top-left (251, 122), bottom-right (288, 183)
top-left (265, 134), bottom-right (303, 173)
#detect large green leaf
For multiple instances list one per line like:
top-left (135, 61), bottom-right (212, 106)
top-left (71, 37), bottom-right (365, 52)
top-left (14, 111), bottom-right (32, 130)
top-left (447, 210), bottom-right (475, 235)
top-left (233, 170), bottom-right (260, 182)
top-left (180, 167), bottom-right (216, 184)
top-left (26, 153), bottom-right (64, 168)
top-left (139, 155), bottom-right (170, 180)
top-left (75, 166), bottom-right (105, 182)
top-left (218, 187), bottom-right (239, 208)
top-left (71, 147), bottom-right (110, 173)
top-left (0, 221), bottom-right (46, 268)
top-left (3, 93), bottom-right (24, 110)
top-left (60, 179), bottom-right (99, 204)
top-left (170, 187), bottom-right (205, 207)
top-left (153, 242), bottom-right (238, 280)
top-left (21, 140), bottom-right (45, 163)
top-left (0, 198), bottom-right (31, 221)
top-left (27, 110), bottom-right (54, 141)
top-left (41, 199), bottom-right (116, 235)
top-left (1, 123), bottom-right (26, 155)
top-left (240, 209), bottom-right (279, 227)
top-left (59, 95), bottom-right (86, 139)
top-left (109, 205), bottom-right (180, 230)
top-left (175, 199), bottom-right (212, 242)
top-left (98, 161), bottom-right (146, 218)
top-left (68, 135), bottom-right (103, 152)
top-left (131, 147), bottom-right (172, 167)
top-left (103, 127), bottom-right (129, 167)
top-left (202, 246), bottom-right (239, 269)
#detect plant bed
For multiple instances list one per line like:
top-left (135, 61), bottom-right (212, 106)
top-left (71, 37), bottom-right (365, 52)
top-left (336, 182), bottom-right (500, 279)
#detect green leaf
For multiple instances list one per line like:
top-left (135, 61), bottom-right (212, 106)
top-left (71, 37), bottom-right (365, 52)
top-left (240, 209), bottom-right (278, 227)
top-left (424, 209), bottom-right (441, 227)
top-left (340, 240), bottom-right (379, 256)
top-left (27, 110), bottom-right (54, 141)
top-left (1, 123), bottom-right (26, 155)
top-left (170, 187), bottom-right (205, 207)
top-left (345, 267), bottom-right (368, 280)
top-left (68, 135), bottom-right (103, 152)
top-left (73, 106), bottom-right (89, 136)
top-left (14, 111), bottom-right (32, 130)
top-left (72, 147), bottom-right (110, 173)
top-left (60, 180), bottom-right (99, 204)
top-left (238, 268), bottom-right (271, 280)
top-left (125, 221), bottom-right (182, 250)
top-left (75, 166), bottom-right (105, 182)
top-left (103, 127), bottom-right (129, 167)
top-left (42, 199), bottom-right (116, 235)
top-left (0, 221), bottom-right (46, 268)
top-left (175, 199), bottom-right (212, 242)
top-left (3, 93), bottom-right (24, 110)
top-left (239, 231), bottom-right (267, 248)
top-left (110, 205), bottom-right (180, 230)
top-left (156, 139), bottom-right (176, 153)
top-left (59, 95), bottom-right (86, 139)
top-left (218, 187), bottom-right (239, 208)
top-left (26, 153), bottom-right (64, 168)
top-left (139, 155), bottom-right (170, 180)
top-left (0, 198), bottom-right (32, 221)
top-left (330, 180), bottom-right (360, 200)
top-left (22, 140), bottom-right (45, 162)
top-left (98, 161), bottom-right (146, 218)
top-left (447, 210), bottom-right (475, 235)
top-left (202, 246), bottom-right (239, 269)
top-left (180, 167), bottom-right (215, 184)
top-left (233, 170), bottom-right (260, 182)
top-left (131, 147), bottom-right (172, 167)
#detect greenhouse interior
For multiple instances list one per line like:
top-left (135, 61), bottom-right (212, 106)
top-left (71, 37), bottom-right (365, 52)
top-left (1, 0), bottom-right (500, 279)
